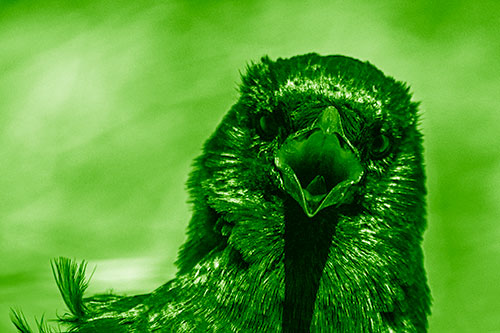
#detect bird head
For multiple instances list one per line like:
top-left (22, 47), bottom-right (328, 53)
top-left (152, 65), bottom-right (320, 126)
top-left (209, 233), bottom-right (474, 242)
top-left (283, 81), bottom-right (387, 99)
top-left (178, 53), bottom-right (426, 274)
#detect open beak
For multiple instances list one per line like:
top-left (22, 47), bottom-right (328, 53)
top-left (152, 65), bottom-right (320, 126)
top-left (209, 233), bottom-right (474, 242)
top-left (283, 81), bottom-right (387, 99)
top-left (274, 106), bottom-right (363, 218)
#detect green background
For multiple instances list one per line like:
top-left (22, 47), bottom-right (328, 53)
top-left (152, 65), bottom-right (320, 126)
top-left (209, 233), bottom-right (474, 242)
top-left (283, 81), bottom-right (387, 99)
top-left (1, 1), bottom-right (499, 331)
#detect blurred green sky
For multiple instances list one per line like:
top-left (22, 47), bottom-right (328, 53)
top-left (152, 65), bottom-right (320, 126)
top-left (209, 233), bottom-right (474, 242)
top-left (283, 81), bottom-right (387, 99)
top-left (1, 0), bottom-right (499, 331)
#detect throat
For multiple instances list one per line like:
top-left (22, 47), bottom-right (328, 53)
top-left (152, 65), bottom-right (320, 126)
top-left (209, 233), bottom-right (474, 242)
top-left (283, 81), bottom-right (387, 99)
top-left (283, 198), bottom-right (337, 332)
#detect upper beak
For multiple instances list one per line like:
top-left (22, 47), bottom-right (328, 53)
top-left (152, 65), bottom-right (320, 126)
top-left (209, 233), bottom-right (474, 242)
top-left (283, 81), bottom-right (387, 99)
top-left (274, 106), bottom-right (363, 218)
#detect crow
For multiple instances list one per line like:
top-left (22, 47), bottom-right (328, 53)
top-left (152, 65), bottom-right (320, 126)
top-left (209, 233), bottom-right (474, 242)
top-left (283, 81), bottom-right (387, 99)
top-left (12, 53), bottom-right (431, 332)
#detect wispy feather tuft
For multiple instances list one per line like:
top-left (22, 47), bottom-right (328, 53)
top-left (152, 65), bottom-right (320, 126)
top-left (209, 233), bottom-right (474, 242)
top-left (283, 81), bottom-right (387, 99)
top-left (35, 315), bottom-right (58, 333)
top-left (10, 310), bottom-right (59, 333)
top-left (10, 309), bottom-right (34, 333)
top-left (51, 257), bottom-right (94, 320)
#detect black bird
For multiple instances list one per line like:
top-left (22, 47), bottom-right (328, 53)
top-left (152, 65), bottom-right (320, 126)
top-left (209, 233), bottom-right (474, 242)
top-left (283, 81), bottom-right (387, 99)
top-left (12, 53), bottom-right (431, 332)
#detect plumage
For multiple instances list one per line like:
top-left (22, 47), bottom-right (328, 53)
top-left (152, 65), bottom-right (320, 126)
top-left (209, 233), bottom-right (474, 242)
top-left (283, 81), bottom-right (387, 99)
top-left (13, 53), bottom-right (431, 332)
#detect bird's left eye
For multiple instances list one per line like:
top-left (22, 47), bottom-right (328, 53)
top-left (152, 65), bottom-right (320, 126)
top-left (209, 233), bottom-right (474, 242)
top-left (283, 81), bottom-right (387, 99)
top-left (258, 113), bottom-right (280, 139)
top-left (370, 134), bottom-right (391, 158)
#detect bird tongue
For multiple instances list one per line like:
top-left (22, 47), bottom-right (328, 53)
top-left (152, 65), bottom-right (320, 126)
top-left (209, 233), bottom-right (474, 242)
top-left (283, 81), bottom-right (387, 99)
top-left (303, 175), bottom-right (328, 207)
top-left (301, 176), bottom-right (329, 213)
top-left (305, 175), bottom-right (327, 196)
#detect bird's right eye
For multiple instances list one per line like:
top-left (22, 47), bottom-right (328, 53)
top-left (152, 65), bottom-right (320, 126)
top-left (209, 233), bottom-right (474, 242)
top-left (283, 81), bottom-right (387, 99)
top-left (258, 113), bottom-right (280, 139)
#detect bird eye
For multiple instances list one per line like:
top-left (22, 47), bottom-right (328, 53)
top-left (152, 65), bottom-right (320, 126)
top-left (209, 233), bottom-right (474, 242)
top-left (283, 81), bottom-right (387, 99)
top-left (258, 113), bottom-right (279, 139)
top-left (370, 134), bottom-right (391, 158)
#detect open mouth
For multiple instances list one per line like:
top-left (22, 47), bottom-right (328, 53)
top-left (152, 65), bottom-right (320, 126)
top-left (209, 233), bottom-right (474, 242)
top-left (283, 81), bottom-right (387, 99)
top-left (274, 107), bottom-right (364, 217)
top-left (275, 148), bottom-right (363, 217)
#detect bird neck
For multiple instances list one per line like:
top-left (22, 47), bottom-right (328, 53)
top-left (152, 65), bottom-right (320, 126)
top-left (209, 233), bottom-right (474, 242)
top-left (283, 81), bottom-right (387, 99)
top-left (283, 197), bottom-right (338, 332)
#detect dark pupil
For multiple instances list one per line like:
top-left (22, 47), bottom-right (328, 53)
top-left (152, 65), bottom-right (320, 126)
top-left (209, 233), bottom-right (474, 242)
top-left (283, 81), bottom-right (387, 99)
top-left (260, 114), bottom-right (276, 135)
top-left (373, 135), bottom-right (388, 153)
